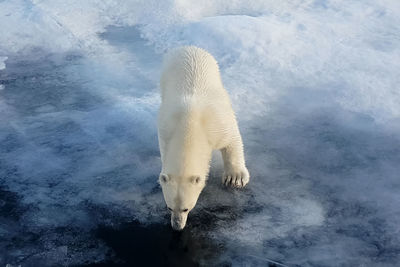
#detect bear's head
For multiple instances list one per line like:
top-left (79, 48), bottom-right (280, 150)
top-left (159, 173), bottom-right (205, 230)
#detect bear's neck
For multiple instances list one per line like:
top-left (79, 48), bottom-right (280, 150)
top-left (163, 112), bottom-right (212, 178)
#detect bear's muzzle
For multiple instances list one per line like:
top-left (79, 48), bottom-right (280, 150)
top-left (171, 213), bottom-right (187, 231)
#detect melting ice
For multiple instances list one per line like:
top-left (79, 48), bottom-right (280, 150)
top-left (0, 0), bottom-right (400, 266)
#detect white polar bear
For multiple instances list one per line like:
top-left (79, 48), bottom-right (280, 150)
top-left (158, 46), bottom-right (249, 230)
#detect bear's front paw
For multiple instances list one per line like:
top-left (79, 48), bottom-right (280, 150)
top-left (222, 167), bottom-right (250, 188)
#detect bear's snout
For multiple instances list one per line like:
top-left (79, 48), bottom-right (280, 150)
top-left (171, 220), bottom-right (184, 231)
top-left (171, 213), bottom-right (187, 231)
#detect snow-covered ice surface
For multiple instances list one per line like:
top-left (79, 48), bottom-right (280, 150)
top-left (1, 0), bottom-right (400, 266)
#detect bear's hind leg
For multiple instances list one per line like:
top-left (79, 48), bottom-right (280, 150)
top-left (220, 138), bottom-right (250, 188)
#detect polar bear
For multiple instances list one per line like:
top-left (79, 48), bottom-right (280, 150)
top-left (158, 46), bottom-right (249, 230)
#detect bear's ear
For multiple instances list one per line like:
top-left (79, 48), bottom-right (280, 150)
top-left (190, 176), bottom-right (201, 185)
top-left (159, 173), bottom-right (170, 184)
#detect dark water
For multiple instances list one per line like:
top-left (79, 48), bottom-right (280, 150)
top-left (91, 221), bottom-right (214, 267)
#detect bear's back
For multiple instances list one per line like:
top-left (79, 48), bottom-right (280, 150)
top-left (158, 46), bottom-right (238, 152)
top-left (160, 46), bottom-right (224, 102)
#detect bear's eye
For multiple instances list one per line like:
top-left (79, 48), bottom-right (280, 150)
top-left (168, 207), bottom-right (173, 211)
top-left (183, 209), bottom-right (188, 212)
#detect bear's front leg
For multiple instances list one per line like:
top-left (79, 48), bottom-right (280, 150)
top-left (220, 138), bottom-right (250, 188)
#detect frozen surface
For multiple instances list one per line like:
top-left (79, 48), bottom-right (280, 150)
top-left (1, 0), bottom-right (400, 266)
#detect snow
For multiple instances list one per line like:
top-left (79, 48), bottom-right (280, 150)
top-left (0, 57), bottom-right (6, 71)
top-left (1, 0), bottom-right (400, 266)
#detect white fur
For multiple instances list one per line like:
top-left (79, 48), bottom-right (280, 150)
top-left (158, 46), bottom-right (249, 230)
